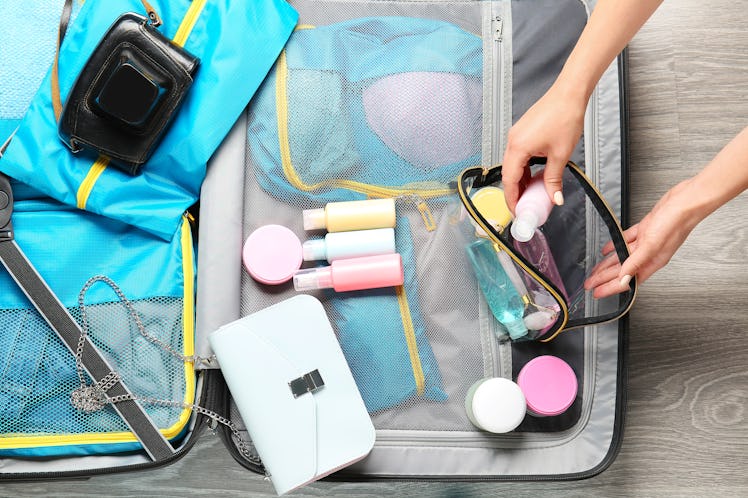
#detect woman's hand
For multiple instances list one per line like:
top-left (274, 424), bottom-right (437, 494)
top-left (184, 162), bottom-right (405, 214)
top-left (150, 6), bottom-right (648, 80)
top-left (501, 83), bottom-right (587, 212)
top-left (584, 179), bottom-right (705, 298)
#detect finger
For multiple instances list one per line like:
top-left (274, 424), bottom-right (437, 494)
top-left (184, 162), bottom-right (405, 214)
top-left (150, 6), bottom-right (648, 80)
top-left (588, 252), bottom-right (622, 278)
top-left (592, 277), bottom-right (631, 299)
top-left (501, 145), bottom-right (531, 212)
top-left (584, 262), bottom-right (621, 290)
top-left (543, 154), bottom-right (567, 206)
top-left (602, 224), bottom-right (639, 256)
top-left (617, 242), bottom-right (656, 289)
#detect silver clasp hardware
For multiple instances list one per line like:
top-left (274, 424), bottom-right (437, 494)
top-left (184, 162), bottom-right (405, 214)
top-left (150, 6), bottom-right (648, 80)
top-left (289, 369), bottom-right (325, 398)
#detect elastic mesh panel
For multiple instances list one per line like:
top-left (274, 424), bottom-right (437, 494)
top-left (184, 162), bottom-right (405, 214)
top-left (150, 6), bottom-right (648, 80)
top-left (241, 3), bottom-right (491, 432)
top-left (0, 297), bottom-right (187, 441)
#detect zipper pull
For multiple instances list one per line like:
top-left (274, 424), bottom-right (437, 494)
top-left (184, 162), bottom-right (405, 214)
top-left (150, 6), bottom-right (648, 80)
top-left (398, 194), bottom-right (437, 232)
top-left (494, 17), bottom-right (503, 42)
top-left (141, 0), bottom-right (163, 27)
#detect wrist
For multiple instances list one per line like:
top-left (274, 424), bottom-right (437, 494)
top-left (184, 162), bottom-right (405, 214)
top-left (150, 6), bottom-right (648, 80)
top-left (549, 72), bottom-right (592, 114)
top-left (667, 177), bottom-right (720, 228)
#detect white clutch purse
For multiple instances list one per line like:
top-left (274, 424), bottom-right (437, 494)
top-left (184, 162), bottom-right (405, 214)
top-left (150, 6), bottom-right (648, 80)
top-left (209, 295), bottom-right (375, 495)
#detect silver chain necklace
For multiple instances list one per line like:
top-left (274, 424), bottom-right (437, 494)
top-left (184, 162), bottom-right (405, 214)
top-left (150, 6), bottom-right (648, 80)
top-left (70, 275), bottom-right (261, 467)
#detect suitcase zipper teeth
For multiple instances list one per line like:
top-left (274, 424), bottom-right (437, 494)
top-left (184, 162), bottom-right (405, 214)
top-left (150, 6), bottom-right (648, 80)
top-left (490, 14), bottom-right (504, 166)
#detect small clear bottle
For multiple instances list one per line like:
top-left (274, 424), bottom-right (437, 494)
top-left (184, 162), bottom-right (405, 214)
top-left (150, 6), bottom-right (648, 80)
top-left (466, 239), bottom-right (528, 340)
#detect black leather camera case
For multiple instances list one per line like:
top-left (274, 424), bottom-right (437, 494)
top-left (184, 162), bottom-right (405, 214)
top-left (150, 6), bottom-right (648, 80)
top-left (58, 13), bottom-right (199, 175)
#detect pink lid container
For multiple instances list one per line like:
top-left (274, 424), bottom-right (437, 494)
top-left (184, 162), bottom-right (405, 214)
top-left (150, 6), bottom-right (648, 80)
top-left (242, 225), bottom-right (303, 285)
top-left (517, 355), bottom-right (577, 417)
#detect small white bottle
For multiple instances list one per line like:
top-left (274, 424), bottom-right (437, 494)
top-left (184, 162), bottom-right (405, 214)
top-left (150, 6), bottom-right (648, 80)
top-left (302, 228), bottom-right (396, 263)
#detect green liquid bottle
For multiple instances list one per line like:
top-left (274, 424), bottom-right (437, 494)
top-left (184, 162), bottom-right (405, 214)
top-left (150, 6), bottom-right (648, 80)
top-left (467, 239), bottom-right (528, 340)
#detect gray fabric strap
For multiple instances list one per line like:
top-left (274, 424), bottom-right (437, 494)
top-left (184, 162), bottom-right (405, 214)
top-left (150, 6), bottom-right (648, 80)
top-left (0, 239), bottom-right (176, 461)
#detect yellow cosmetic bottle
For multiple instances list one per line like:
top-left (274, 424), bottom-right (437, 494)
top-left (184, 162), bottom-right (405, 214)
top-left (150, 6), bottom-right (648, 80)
top-left (302, 198), bottom-right (397, 232)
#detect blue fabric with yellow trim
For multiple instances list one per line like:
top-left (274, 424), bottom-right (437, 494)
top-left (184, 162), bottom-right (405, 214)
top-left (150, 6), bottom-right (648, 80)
top-left (0, 0), bottom-right (298, 240)
top-left (246, 17), bottom-right (481, 412)
top-left (249, 16), bottom-right (482, 205)
top-left (0, 199), bottom-right (197, 456)
top-left (330, 218), bottom-right (447, 413)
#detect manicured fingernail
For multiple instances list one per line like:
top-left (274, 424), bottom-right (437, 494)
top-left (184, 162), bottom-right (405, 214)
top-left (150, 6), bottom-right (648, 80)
top-left (553, 190), bottom-right (564, 206)
top-left (619, 274), bottom-right (632, 287)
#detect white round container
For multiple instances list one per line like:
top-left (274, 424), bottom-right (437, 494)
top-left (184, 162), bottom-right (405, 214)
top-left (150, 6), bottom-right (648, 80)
top-left (464, 377), bottom-right (526, 433)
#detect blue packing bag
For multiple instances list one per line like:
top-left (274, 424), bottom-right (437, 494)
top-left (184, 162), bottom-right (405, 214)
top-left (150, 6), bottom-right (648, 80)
top-left (250, 17), bottom-right (482, 205)
top-left (0, 198), bottom-right (197, 457)
top-left (246, 17), bottom-right (483, 411)
top-left (0, 0), bottom-right (298, 240)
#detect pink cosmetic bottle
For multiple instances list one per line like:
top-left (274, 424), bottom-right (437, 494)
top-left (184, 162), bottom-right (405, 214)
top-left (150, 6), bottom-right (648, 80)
top-left (513, 230), bottom-right (569, 301)
top-left (510, 170), bottom-right (553, 242)
top-left (293, 253), bottom-right (404, 292)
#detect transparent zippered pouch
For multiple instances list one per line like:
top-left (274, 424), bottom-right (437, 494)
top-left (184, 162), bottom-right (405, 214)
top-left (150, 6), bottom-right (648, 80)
top-left (457, 161), bottom-right (637, 342)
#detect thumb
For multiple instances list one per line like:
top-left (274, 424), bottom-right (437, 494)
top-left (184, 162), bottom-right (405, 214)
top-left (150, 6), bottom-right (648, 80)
top-left (543, 155), bottom-right (566, 206)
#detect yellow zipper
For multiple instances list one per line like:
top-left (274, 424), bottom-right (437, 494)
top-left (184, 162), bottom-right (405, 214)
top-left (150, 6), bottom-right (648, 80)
top-left (396, 286), bottom-right (426, 396)
top-left (173, 0), bottom-right (208, 47)
top-left (76, 0), bottom-right (207, 209)
top-left (0, 216), bottom-right (197, 449)
top-left (76, 155), bottom-right (109, 209)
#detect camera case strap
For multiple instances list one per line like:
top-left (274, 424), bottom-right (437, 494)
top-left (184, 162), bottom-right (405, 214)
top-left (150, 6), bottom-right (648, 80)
top-left (56, 1), bottom-right (199, 174)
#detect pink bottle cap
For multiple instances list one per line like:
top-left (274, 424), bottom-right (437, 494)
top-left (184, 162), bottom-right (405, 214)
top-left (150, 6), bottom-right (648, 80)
top-left (517, 355), bottom-right (577, 417)
top-left (242, 225), bottom-right (303, 285)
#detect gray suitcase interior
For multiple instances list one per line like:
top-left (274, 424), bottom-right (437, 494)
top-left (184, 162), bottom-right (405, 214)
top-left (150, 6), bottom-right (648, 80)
top-left (196, 0), bottom-right (629, 479)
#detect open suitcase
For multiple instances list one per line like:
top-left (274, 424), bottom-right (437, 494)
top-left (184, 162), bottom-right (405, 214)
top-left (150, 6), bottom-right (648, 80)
top-left (0, 0), bottom-right (633, 487)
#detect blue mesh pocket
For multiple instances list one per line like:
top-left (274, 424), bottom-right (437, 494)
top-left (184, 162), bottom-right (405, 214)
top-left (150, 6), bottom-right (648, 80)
top-left (328, 219), bottom-right (446, 412)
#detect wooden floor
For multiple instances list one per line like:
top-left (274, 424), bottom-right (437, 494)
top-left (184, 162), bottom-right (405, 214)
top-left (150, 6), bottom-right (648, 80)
top-left (5, 1), bottom-right (747, 496)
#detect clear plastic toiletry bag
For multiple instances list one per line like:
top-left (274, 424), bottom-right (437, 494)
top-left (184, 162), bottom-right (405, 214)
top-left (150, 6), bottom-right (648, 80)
top-left (457, 160), bottom-right (637, 342)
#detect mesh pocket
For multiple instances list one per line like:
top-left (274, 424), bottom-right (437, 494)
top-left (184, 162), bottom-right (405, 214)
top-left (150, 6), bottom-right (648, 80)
top-left (242, 12), bottom-right (487, 427)
top-left (249, 16), bottom-right (482, 206)
top-left (0, 203), bottom-right (196, 456)
top-left (0, 297), bottom-right (189, 452)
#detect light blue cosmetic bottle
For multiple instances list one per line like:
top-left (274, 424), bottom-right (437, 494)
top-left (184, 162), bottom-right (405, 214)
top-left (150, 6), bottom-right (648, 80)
top-left (466, 239), bottom-right (528, 340)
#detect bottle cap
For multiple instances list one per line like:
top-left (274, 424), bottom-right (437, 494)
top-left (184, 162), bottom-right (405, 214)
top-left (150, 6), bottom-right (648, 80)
top-left (523, 310), bottom-right (557, 332)
top-left (471, 186), bottom-right (513, 235)
top-left (504, 317), bottom-right (529, 340)
top-left (302, 239), bottom-right (327, 261)
top-left (242, 225), bottom-right (303, 285)
top-left (517, 355), bottom-right (578, 417)
top-left (302, 208), bottom-right (326, 231)
top-left (293, 267), bottom-right (333, 291)
top-left (510, 211), bottom-right (539, 242)
top-left (465, 377), bottom-right (526, 433)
